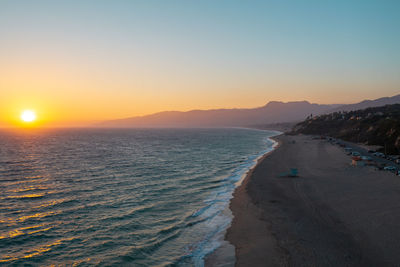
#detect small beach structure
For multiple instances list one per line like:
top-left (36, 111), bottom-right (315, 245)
top-left (279, 168), bottom-right (299, 178)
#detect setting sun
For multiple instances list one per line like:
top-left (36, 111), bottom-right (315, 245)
top-left (20, 110), bottom-right (37, 123)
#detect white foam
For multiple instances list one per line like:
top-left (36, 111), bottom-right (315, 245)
top-left (189, 131), bottom-right (281, 266)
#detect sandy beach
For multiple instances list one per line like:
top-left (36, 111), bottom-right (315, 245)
top-left (209, 134), bottom-right (400, 266)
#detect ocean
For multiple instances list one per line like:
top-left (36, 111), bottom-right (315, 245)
top-left (0, 128), bottom-right (278, 266)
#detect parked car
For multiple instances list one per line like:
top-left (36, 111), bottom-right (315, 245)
top-left (345, 147), bottom-right (353, 154)
top-left (351, 151), bottom-right (361, 157)
top-left (387, 155), bottom-right (399, 161)
top-left (361, 156), bottom-right (372, 161)
top-left (373, 152), bottom-right (385, 157)
top-left (376, 163), bottom-right (386, 170)
top-left (384, 166), bottom-right (397, 172)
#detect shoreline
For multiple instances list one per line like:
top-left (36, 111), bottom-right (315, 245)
top-left (222, 135), bottom-right (286, 267)
top-left (204, 133), bottom-right (282, 266)
top-left (211, 133), bottom-right (400, 266)
top-left (234, 133), bottom-right (282, 188)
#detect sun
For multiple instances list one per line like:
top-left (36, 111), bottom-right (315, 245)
top-left (20, 110), bottom-right (37, 123)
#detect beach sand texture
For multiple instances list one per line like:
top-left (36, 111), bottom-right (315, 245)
top-left (224, 134), bottom-right (400, 267)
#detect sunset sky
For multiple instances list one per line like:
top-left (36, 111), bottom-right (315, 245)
top-left (1, 0), bottom-right (399, 127)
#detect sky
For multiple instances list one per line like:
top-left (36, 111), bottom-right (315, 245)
top-left (0, 0), bottom-right (399, 127)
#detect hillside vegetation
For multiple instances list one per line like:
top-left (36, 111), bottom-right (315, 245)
top-left (292, 104), bottom-right (400, 155)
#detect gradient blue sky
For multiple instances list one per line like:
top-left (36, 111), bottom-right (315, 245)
top-left (0, 0), bottom-right (399, 125)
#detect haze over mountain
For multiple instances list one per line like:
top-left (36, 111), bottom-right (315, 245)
top-left (99, 101), bottom-right (335, 128)
top-left (99, 94), bottom-right (400, 128)
top-left (329, 94), bottom-right (400, 113)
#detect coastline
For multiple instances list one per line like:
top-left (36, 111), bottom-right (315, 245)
top-left (204, 132), bottom-right (281, 266)
top-left (209, 134), bottom-right (400, 266)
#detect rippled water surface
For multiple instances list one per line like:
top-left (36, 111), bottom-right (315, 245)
top-left (0, 128), bottom-right (276, 266)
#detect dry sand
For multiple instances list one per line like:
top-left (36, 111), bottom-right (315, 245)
top-left (209, 134), bottom-right (400, 266)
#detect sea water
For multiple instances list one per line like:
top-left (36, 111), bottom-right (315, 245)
top-left (0, 128), bottom-right (278, 266)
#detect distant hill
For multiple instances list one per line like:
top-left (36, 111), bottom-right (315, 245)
top-left (293, 104), bottom-right (400, 154)
top-left (98, 94), bottom-right (400, 128)
top-left (98, 101), bottom-right (337, 128)
top-left (328, 94), bottom-right (400, 113)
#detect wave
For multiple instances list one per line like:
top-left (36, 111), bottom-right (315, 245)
top-left (185, 133), bottom-right (279, 266)
top-left (0, 128), bottom-right (279, 266)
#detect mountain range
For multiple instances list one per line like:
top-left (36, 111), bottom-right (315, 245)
top-left (329, 94), bottom-right (400, 113)
top-left (98, 94), bottom-right (400, 128)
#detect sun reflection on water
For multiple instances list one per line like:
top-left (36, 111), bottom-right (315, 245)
top-left (17, 211), bottom-right (58, 223)
top-left (0, 224), bottom-right (53, 240)
top-left (0, 237), bottom-right (75, 263)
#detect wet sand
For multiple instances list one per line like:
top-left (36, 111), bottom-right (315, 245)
top-left (209, 134), bottom-right (400, 266)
